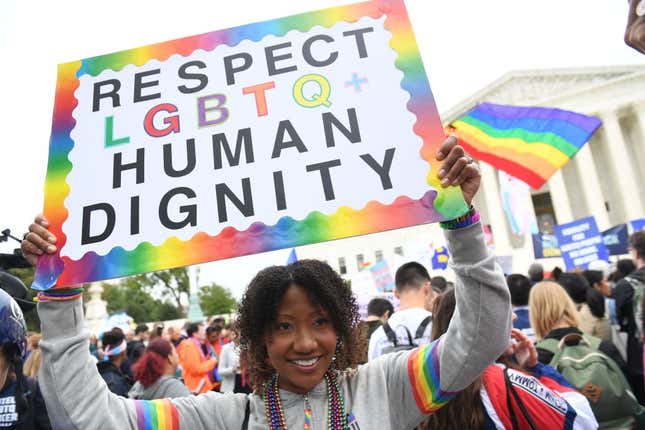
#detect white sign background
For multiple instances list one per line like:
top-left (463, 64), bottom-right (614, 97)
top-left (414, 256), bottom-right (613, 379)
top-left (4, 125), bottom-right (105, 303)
top-left (63, 17), bottom-right (429, 260)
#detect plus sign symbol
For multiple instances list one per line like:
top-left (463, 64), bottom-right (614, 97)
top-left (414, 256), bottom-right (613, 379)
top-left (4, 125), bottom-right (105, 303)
top-left (345, 73), bottom-right (368, 92)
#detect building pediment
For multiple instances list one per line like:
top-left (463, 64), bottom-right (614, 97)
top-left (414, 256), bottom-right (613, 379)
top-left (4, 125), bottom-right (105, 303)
top-left (443, 65), bottom-right (645, 123)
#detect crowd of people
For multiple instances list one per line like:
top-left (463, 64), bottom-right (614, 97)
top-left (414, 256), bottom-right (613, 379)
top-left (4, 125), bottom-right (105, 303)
top-left (0, 137), bottom-right (643, 429)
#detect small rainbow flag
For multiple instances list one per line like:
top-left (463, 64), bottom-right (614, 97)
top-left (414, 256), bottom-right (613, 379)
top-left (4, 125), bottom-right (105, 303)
top-left (451, 103), bottom-right (602, 189)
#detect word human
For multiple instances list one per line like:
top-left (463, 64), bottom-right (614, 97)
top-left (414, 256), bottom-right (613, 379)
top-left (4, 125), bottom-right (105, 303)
top-left (82, 107), bottom-right (396, 245)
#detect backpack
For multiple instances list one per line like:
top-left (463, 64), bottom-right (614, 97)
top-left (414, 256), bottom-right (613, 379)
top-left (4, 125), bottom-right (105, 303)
top-left (625, 276), bottom-right (645, 340)
top-left (537, 332), bottom-right (642, 429)
top-left (381, 315), bottom-right (432, 354)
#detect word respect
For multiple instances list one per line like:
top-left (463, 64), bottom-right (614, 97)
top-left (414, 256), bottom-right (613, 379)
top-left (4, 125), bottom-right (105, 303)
top-left (92, 26), bottom-right (374, 121)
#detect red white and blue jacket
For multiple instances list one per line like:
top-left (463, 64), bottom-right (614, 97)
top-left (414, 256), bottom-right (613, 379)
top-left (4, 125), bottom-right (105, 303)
top-left (480, 363), bottom-right (598, 430)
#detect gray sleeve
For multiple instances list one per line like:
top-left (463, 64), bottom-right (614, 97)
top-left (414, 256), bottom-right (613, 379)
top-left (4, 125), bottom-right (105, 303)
top-left (37, 297), bottom-right (246, 429)
top-left (38, 298), bottom-right (140, 429)
top-left (437, 221), bottom-right (512, 391)
top-left (344, 222), bottom-right (511, 429)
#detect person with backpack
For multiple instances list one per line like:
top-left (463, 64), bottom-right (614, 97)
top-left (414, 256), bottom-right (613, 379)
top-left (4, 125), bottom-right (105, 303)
top-left (614, 231), bottom-right (645, 404)
top-left (419, 288), bottom-right (597, 430)
top-left (368, 262), bottom-right (433, 360)
top-left (530, 281), bottom-right (642, 429)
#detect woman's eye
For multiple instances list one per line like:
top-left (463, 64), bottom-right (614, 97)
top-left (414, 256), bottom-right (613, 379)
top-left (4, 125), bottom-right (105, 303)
top-left (276, 322), bottom-right (292, 331)
top-left (314, 318), bottom-right (329, 327)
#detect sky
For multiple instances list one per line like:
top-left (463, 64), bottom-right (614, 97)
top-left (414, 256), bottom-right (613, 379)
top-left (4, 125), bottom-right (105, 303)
top-left (0, 0), bottom-right (643, 298)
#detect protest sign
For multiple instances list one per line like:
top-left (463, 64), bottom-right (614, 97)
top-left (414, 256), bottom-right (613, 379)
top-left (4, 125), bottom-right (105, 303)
top-left (36, 0), bottom-right (467, 289)
top-left (602, 224), bottom-right (628, 256)
top-left (498, 171), bottom-right (538, 236)
top-left (532, 232), bottom-right (561, 259)
top-left (369, 260), bottom-right (395, 292)
top-left (495, 255), bottom-right (514, 275)
top-left (631, 218), bottom-right (645, 233)
top-left (431, 246), bottom-right (449, 270)
top-left (356, 292), bottom-right (399, 320)
top-left (554, 216), bottom-right (609, 271)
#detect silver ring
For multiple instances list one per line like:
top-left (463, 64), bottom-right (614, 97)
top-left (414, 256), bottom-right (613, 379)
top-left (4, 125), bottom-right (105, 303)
top-left (465, 156), bottom-right (474, 164)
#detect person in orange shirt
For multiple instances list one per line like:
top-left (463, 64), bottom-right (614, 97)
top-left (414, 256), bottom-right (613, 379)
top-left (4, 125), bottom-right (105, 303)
top-left (176, 322), bottom-right (217, 394)
top-left (207, 325), bottom-right (224, 359)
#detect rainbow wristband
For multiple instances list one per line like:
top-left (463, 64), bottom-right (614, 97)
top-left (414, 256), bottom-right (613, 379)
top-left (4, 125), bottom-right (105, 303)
top-left (37, 287), bottom-right (84, 302)
top-left (439, 206), bottom-right (480, 230)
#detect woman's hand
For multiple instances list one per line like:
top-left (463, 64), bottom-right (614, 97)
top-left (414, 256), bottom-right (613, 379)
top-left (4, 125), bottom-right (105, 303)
top-left (510, 328), bottom-right (538, 369)
top-left (436, 136), bottom-right (480, 207)
top-left (21, 215), bottom-right (58, 267)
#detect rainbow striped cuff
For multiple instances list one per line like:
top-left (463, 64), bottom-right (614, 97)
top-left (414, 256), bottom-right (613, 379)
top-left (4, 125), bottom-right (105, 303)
top-left (407, 340), bottom-right (458, 414)
top-left (37, 287), bottom-right (84, 302)
top-left (134, 399), bottom-right (179, 430)
top-left (439, 207), bottom-right (479, 230)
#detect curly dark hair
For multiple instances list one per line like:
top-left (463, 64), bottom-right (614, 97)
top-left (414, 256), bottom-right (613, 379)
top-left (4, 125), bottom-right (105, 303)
top-left (236, 259), bottom-right (361, 391)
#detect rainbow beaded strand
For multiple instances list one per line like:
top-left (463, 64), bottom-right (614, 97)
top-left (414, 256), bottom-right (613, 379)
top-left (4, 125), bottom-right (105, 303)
top-left (264, 371), bottom-right (349, 430)
top-left (265, 375), bottom-right (287, 428)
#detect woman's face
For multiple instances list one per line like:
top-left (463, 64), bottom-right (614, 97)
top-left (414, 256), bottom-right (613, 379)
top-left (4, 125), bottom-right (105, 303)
top-left (598, 278), bottom-right (611, 297)
top-left (265, 285), bottom-right (337, 394)
top-left (168, 346), bottom-right (179, 370)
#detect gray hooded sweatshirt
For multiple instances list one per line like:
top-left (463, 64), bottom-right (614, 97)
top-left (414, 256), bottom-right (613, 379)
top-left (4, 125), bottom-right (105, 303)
top-left (38, 222), bottom-right (512, 430)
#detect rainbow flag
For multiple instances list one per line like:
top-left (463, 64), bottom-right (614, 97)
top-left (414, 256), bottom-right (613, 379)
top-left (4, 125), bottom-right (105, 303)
top-left (451, 103), bottom-right (602, 189)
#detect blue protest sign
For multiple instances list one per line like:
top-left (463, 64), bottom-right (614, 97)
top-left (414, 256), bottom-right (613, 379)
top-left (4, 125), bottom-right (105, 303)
top-left (602, 224), bottom-right (629, 256)
top-left (554, 216), bottom-right (609, 271)
top-left (532, 232), bottom-right (561, 259)
top-left (432, 246), bottom-right (450, 270)
top-left (631, 218), bottom-right (645, 233)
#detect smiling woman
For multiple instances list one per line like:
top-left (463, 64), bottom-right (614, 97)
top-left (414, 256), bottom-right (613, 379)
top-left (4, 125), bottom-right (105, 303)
top-left (236, 259), bottom-right (360, 395)
top-left (24, 137), bottom-right (513, 429)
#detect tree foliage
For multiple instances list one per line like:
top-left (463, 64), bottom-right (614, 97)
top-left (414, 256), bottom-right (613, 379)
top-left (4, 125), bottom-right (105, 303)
top-left (102, 282), bottom-right (182, 323)
top-left (199, 283), bottom-right (237, 316)
top-left (123, 267), bottom-right (190, 310)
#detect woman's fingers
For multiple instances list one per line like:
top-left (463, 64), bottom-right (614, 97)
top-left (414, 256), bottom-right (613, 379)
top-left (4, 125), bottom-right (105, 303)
top-left (21, 239), bottom-right (44, 257)
top-left (34, 214), bottom-right (49, 228)
top-left (444, 156), bottom-right (470, 186)
top-left (435, 136), bottom-right (458, 161)
top-left (27, 223), bottom-right (57, 252)
top-left (20, 215), bottom-right (57, 266)
top-left (453, 163), bottom-right (478, 186)
top-left (510, 328), bottom-right (525, 343)
top-left (438, 145), bottom-right (465, 186)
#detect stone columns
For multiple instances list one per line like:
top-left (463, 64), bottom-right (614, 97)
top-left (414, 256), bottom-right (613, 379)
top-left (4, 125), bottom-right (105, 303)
top-left (600, 110), bottom-right (645, 220)
top-left (634, 101), bottom-right (645, 143)
top-left (480, 162), bottom-right (511, 252)
top-left (573, 144), bottom-right (611, 230)
top-left (547, 170), bottom-right (574, 224)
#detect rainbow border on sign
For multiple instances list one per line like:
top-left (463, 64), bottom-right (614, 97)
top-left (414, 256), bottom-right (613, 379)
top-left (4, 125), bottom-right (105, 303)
top-left (35, 0), bottom-right (467, 289)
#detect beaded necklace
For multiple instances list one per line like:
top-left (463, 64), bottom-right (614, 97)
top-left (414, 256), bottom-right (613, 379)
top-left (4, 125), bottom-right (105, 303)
top-left (264, 370), bottom-right (349, 430)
